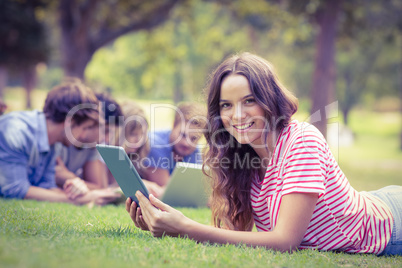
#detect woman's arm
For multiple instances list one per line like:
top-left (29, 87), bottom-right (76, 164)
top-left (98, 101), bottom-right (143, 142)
top-left (127, 191), bottom-right (318, 252)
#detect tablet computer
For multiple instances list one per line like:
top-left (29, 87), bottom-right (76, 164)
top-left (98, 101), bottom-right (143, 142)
top-left (96, 144), bottom-right (149, 205)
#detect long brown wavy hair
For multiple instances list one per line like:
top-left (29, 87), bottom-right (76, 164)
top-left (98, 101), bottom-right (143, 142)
top-left (203, 53), bottom-right (298, 231)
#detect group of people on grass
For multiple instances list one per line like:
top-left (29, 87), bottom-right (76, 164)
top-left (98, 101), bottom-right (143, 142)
top-left (0, 78), bottom-right (206, 204)
top-left (1, 53), bottom-right (401, 255)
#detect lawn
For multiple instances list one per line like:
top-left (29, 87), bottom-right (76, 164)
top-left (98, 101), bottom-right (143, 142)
top-left (1, 200), bottom-right (401, 268)
top-left (1, 89), bottom-right (402, 267)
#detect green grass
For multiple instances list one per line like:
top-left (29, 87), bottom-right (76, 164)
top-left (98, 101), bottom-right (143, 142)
top-left (1, 200), bottom-right (401, 268)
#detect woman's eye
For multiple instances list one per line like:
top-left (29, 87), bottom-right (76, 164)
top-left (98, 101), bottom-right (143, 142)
top-left (245, 98), bottom-right (255, 104)
top-left (220, 103), bottom-right (230, 109)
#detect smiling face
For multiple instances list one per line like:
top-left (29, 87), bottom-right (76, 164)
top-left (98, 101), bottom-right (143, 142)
top-left (219, 74), bottom-right (267, 147)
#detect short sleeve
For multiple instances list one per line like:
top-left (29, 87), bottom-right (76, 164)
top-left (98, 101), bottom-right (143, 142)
top-left (281, 130), bottom-right (326, 196)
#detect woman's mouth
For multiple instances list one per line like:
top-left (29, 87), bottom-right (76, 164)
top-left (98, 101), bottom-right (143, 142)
top-left (233, 122), bottom-right (254, 130)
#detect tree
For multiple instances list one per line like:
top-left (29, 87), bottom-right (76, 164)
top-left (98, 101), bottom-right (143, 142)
top-left (400, 36), bottom-right (402, 150)
top-left (336, 35), bottom-right (383, 125)
top-left (272, 0), bottom-right (341, 138)
top-left (58, 0), bottom-right (182, 79)
top-left (309, 0), bottom-right (342, 138)
top-left (86, 0), bottom-right (257, 101)
top-left (0, 0), bottom-right (48, 108)
top-left (331, 0), bottom-right (402, 152)
top-left (216, 0), bottom-right (342, 137)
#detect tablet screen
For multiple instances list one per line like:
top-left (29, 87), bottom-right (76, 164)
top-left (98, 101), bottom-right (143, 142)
top-left (96, 144), bottom-right (149, 205)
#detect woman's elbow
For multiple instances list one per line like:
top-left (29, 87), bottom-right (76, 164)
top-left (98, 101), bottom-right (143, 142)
top-left (274, 234), bottom-right (304, 252)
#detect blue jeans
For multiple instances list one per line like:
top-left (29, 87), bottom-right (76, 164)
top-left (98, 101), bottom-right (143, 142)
top-left (369, 185), bottom-right (402, 256)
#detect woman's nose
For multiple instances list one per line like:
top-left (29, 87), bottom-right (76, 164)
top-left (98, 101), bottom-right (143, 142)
top-left (232, 104), bottom-right (245, 121)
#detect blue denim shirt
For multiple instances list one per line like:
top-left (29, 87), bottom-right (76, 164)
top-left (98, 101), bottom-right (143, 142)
top-left (0, 110), bottom-right (58, 198)
top-left (145, 130), bottom-right (202, 175)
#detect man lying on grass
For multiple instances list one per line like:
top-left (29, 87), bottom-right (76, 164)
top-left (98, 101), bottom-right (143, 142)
top-left (125, 53), bottom-right (402, 256)
top-left (0, 79), bottom-right (120, 205)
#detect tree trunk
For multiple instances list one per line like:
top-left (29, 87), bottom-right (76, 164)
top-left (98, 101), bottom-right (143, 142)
top-left (248, 26), bottom-right (259, 52)
top-left (58, 0), bottom-right (94, 80)
top-left (310, 0), bottom-right (342, 138)
top-left (0, 65), bottom-right (7, 115)
top-left (399, 34), bottom-right (402, 151)
top-left (342, 71), bottom-right (352, 126)
top-left (342, 107), bottom-right (349, 126)
top-left (58, 0), bottom-right (181, 80)
top-left (0, 65), bottom-right (7, 100)
top-left (23, 65), bottom-right (37, 109)
top-left (61, 44), bottom-right (93, 80)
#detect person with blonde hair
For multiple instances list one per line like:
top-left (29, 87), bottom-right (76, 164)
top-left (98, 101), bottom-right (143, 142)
top-left (119, 101), bottom-right (150, 170)
top-left (108, 101), bottom-right (163, 197)
top-left (126, 53), bottom-right (401, 256)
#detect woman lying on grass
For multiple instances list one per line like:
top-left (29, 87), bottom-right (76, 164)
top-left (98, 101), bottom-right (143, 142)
top-left (125, 52), bottom-right (402, 256)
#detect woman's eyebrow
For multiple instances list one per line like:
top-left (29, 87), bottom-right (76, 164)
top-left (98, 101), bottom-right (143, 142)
top-left (220, 94), bottom-right (253, 102)
top-left (242, 94), bottom-right (253, 100)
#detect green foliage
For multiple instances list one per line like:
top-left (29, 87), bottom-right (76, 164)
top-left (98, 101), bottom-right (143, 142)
top-left (85, 0), bottom-right (315, 102)
top-left (335, 0), bottom-right (402, 122)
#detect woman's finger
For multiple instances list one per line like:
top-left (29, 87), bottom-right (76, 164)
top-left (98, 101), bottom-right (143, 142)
top-left (149, 194), bottom-right (172, 212)
top-left (136, 207), bottom-right (148, 230)
top-left (135, 191), bottom-right (156, 223)
top-left (138, 215), bottom-right (148, 230)
top-left (129, 201), bottom-right (138, 225)
top-left (125, 197), bottom-right (132, 213)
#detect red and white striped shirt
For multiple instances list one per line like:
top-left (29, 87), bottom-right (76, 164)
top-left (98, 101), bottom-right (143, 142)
top-left (251, 120), bottom-right (393, 254)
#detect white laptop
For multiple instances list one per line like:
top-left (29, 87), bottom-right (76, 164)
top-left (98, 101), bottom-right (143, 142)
top-left (160, 162), bottom-right (210, 207)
